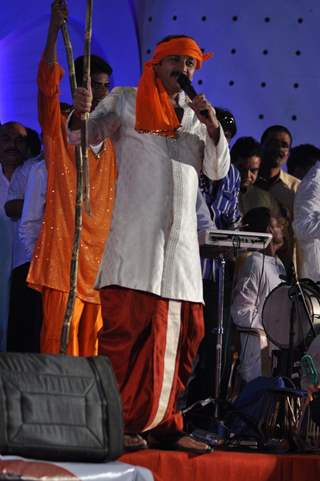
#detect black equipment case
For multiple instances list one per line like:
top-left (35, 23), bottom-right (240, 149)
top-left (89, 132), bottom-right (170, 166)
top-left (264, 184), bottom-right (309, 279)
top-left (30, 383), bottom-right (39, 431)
top-left (0, 353), bottom-right (123, 462)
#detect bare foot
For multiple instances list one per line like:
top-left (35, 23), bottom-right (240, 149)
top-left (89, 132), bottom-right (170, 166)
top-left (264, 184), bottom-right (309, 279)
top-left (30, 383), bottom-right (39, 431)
top-left (172, 435), bottom-right (212, 454)
top-left (124, 433), bottom-right (148, 451)
top-left (148, 433), bottom-right (212, 454)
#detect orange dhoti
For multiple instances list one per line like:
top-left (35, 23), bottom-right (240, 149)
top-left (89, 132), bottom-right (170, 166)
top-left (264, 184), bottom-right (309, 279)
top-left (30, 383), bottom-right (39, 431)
top-left (41, 287), bottom-right (103, 356)
top-left (99, 286), bottom-right (204, 435)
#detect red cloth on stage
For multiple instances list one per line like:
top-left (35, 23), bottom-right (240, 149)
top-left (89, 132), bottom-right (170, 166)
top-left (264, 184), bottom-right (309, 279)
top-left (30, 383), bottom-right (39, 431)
top-left (120, 449), bottom-right (320, 481)
top-left (99, 286), bottom-right (204, 434)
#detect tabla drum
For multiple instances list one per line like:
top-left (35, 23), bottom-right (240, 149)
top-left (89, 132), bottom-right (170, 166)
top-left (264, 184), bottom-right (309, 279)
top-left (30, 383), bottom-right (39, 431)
top-left (262, 279), bottom-right (320, 349)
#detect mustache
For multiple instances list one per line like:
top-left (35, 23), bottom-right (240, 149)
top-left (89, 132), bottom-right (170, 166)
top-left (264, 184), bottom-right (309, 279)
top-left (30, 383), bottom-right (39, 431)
top-left (170, 71), bottom-right (181, 78)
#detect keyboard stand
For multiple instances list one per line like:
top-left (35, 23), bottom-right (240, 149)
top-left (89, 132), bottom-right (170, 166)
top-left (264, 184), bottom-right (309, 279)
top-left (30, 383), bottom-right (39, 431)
top-left (184, 229), bottom-right (273, 445)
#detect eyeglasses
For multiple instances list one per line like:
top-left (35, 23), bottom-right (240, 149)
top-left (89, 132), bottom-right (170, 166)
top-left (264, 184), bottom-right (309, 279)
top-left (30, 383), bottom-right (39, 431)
top-left (91, 79), bottom-right (110, 91)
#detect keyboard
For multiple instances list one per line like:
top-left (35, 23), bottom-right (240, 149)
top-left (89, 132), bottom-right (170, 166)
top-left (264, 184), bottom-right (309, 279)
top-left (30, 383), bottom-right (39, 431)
top-left (198, 229), bottom-right (272, 254)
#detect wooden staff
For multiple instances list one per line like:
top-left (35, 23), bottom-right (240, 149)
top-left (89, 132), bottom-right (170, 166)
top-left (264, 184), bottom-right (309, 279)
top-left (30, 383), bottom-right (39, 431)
top-left (81, 0), bottom-right (93, 216)
top-left (60, 23), bottom-right (77, 96)
top-left (60, 21), bottom-right (84, 354)
top-left (59, 0), bottom-right (94, 354)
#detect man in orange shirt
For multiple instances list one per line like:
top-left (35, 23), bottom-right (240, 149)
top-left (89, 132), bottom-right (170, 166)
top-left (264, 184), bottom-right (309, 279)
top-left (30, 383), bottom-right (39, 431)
top-left (28, 0), bottom-right (117, 355)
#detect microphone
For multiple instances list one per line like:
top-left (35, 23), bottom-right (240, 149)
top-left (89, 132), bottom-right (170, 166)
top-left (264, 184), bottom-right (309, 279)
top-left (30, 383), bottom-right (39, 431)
top-left (176, 73), bottom-right (209, 118)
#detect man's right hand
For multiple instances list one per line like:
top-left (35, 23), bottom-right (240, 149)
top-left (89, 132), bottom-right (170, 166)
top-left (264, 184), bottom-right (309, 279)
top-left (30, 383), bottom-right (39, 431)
top-left (73, 86), bottom-right (93, 115)
top-left (50, 0), bottom-right (68, 31)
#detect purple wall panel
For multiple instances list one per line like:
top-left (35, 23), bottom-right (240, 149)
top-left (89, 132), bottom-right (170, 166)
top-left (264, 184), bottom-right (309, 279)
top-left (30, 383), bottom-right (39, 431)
top-left (137, 0), bottom-right (320, 146)
top-left (1, 0), bottom-right (320, 147)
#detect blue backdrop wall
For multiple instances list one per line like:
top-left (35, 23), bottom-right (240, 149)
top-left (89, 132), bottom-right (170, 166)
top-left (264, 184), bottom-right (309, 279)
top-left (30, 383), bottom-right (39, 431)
top-left (1, 0), bottom-right (319, 147)
top-left (0, 0), bottom-right (141, 129)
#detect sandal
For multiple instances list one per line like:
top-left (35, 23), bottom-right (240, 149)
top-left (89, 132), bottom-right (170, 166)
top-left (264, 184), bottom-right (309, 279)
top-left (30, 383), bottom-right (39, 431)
top-left (124, 433), bottom-right (148, 452)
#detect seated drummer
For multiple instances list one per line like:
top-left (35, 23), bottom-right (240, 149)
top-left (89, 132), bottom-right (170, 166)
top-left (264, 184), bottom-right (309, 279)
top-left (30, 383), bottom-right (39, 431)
top-left (231, 207), bottom-right (286, 383)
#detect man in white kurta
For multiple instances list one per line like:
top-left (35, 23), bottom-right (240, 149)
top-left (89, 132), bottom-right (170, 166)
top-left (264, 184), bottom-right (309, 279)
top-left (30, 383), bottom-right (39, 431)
top-left (293, 161), bottom-right (320, 282)
top-left (70, 36), bottom-right (229, 452)
top-left (90, 87), bottom-right (229, 301)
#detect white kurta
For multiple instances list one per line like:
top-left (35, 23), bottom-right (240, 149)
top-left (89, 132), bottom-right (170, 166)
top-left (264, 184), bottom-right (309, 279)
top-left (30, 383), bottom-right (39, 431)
top-left (231, 252), bottom-right (285, 382)
top-left (7, 157), bottom-right (40, 269)
top-left (293, 161), bottom-right (320, 282)
top-left (19, 159), bottom-right (47, 259)
top-left (69, 87), bottom-right (230, 302)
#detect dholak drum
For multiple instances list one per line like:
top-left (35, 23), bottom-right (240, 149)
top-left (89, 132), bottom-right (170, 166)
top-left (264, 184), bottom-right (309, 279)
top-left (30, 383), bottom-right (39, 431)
top-left (262, 278), bottom-right (320, 349)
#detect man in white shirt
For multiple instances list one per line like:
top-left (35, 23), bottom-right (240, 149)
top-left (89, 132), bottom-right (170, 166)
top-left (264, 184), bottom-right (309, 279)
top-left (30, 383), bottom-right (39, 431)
top-left (231, 207), bottom-right (286, 383)
top-left (70, 35), bottom-right (230, 452)
top-left (293, 161), bottom-right (320, 282)
top-left (0, 122), bottom-right (29, 351)
top-left (4, 131), bottom-right (43, 353)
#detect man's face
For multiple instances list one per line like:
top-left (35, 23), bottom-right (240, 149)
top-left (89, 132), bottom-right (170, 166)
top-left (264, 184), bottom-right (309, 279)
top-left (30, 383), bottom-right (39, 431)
top-left (0, 123), bottom-right (28, 168)
top-left (237, 155), bottom-right (261, 190)
top-left (91, 72), bottom-right (110, 110)
top-left (269, 216), bottom-right (284, 248)
top-left (262, 131), bottom-right (291, 168)
top-left (154, 55), bottom-right (196, 96)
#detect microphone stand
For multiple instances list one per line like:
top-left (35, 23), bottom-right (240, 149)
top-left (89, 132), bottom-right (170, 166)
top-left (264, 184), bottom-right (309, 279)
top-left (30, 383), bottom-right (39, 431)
top-left (183, 249), bottom-right (229, 446)
top-left (213, 254), bottom-right (225, 419)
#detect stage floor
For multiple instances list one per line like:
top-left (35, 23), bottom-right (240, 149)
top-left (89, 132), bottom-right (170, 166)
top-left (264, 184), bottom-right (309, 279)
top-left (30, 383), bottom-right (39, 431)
top-left (121, 448), bottom-right (320, 481)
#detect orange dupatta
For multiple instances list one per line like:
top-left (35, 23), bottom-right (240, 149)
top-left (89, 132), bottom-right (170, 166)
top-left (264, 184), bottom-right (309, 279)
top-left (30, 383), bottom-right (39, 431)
top-left (135, 37), bottom-right (213, 137)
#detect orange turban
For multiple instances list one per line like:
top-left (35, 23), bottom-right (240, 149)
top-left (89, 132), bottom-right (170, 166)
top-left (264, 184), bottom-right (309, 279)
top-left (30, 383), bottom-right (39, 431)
top-left (135, 37), bottom-right (213, 137)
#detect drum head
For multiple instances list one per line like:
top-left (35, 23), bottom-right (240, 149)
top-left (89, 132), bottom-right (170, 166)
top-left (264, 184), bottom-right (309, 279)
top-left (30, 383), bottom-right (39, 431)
top-left (262, 281), bottom-right (320, 349)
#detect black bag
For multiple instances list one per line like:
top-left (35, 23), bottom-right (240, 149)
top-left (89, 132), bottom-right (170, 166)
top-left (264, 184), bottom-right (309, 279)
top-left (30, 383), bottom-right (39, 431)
top-left (0, 353), bottom-right (123, 462)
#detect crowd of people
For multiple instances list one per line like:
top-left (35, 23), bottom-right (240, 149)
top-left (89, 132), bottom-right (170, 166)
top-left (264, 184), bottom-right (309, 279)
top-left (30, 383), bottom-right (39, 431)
top-left (1, 0), bottom-right (320, 453)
